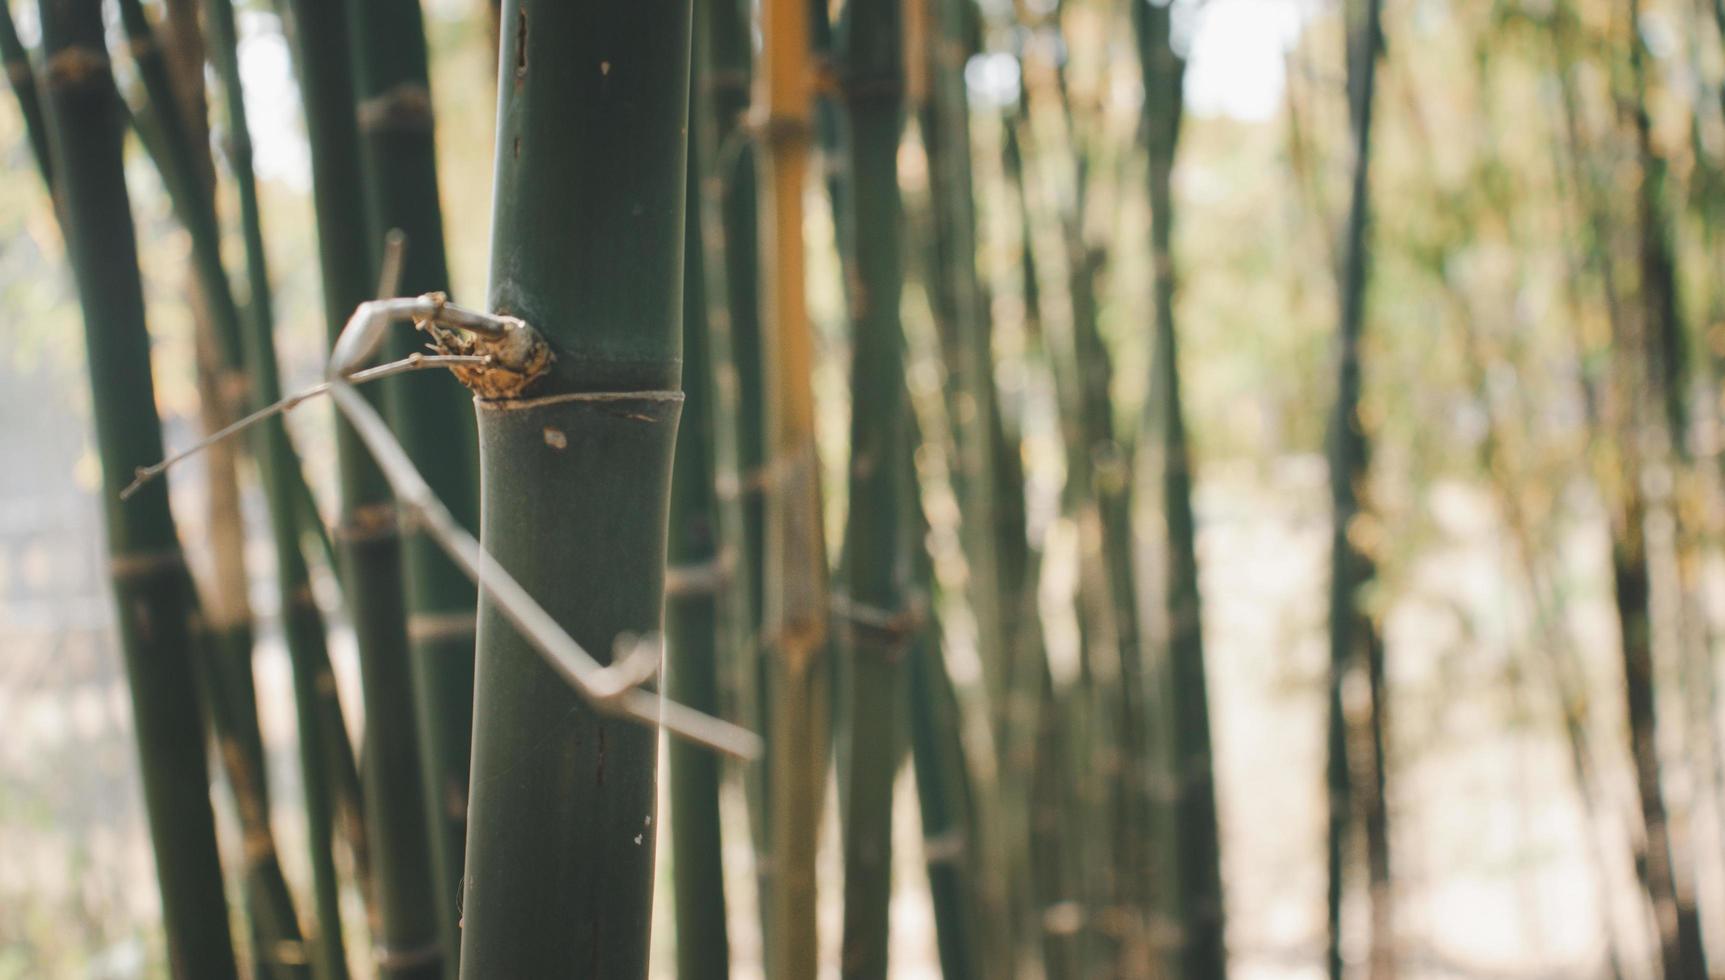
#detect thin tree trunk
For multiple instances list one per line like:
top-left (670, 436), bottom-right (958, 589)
top-left (458, 3), bottom-right (692, 974)
top-left (38, 3), bottom-right (238, 975)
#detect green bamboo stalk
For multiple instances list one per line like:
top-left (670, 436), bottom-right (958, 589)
top-left (667, 3), bottom-right (730, 974)
top-left (997, 102), bottom-right (1086, 980)
top-left (277, 1), bottom-right (441, 975)
top-left (136, 40), bottom-right (267, 891)
top-left (710, 0), bottom-right (778, 925)
top-left (1538, 10), bottom-right (1684, 977)
top-left (917, 1), bottom-right (1029, 970)
top-left (344, 6), bottom-right (480, 958)
top-left (458, 2), bottom-right (692, 973)
top-left (906, 472), bottom-right (984, 980)
top-left (113, 8), bottom-right (321, 972)
top-left (204, 0), bottom-right (351, 973)
top-left (1322, 2), bottom-right (1388, 976)
top-left (37, 3), bottom-right (237, 975)
top-left (263, 18), bottom-right (376, 906)
top-left (1132, 2), bottom-right (1226, 974)
top-left (1012, 35), bottom-right (1144, 963)
top-left (997, 97), bottom-right (1101, 977)
top-left (835, 3), bottom-right (909, 976)
top-left (1609, 2), bottom-right (1709, 974)
top-left (0, 0), bottom-right (50, 191)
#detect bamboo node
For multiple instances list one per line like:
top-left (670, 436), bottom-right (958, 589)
top-left (372, 940), bottom-right (443, 970)
top-left (265, 939), bottom-right (310, 967)
top-left (333, 502), bottom-right (400, 543)
top-left (407, 611), bottom-right (478, 644)
top-left (744, 106), bottom-right (813, 145)
top-left (108, 547), bottom-right (187, 580)
top-left (829, 591), bottom-right (927, 651)
top-left (5, 58), bottom-right (33, 87)
top-left (921, 829), bottom-right (967, 863)
top-left (44, 47), bottom-right (110, 89)
top-left (665, 552), bottom-right (734, 597)
top-left (1041, 901), bottom-right (1085, 936)
top-left (356, 82), bottom-right (434, 134)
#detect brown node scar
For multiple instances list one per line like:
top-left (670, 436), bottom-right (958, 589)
top-left (417, 293), bottom-right (554, 400)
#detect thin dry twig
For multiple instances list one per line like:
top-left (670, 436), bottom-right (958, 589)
top-left (120, 352), bottom-right (491, 500)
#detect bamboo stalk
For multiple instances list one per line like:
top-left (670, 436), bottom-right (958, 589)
top-left (916, 1), bottom-right (1031, 970)
top-left (276, 1), bottom-right (438, 973)
top-left (668, 3), bottom-right (731, 973)
top-left (204, 0), bottom-right (351, 973)
top-left (1609, 2), bottom-right (1709, 973)
top-left (458, 2), bottom-right (693, 973)
top-left (1013, 29), bottom-right (1142, 964)
top-left (1132, 2), bottom-right (1227, 974)
top-left (0, 0), bottom-right (51, 192)
top-left (835, 3), bottom-right (910, 976)
top-left (1322, 2), bottom-right (1389, 976)
top-left (112, 6), bottom-right (320, 971)
top-left (906, 468), bottom-right (985, 980)
top-left (344, 5), bottom-right (480, 957)
top-left (37, 2), bottom-right (238, 974)
top-left (708, 0), bottom-right (775, 916)
top-left (756, 0), bottom-right (832, 971)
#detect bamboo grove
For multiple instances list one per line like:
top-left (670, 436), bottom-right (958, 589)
top-left (13, 0), bottom-right (1725, 976)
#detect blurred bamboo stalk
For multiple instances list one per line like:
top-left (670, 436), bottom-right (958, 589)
top-left (345, 6), bottom-right (480, 961)
top-left (1133, 0), bottom-right (1227, 974)
top-left (36, 1), bottom-right (238, 974)
top-left (756, 0), bottom-right (833, 972)
top-left (917, 0), bottom-right (1031, 970)
top-left (835, 2), bottom-right (911, 977)
top-left (114, 3), bottom-right (318, 969)
top-left (0, 1), bottom-right (51, 192)
top-left (668, 2), bottom-right (731, 974)
top-left (205, 0), bottom-right (354, 972)
top-left (707, 0), bottom-right (776, 922)
top-left (1322, 1), bottom-right (1391, 977)
top-left (279, 0), bottom-right (436, 968)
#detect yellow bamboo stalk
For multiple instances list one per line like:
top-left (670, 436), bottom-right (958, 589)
top-left (756, 0), bottom-right (829, 974)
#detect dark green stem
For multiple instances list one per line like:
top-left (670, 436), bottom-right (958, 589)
top-left (460, 3), bottom-right (692, 974)
top-left (667, 3), bottom-right (730, 974)
top-left (205, 0), bottom-right (351, 974)
top-left (345, 2), bottom-right (478, 968)
top-left (38, 2), bottom-right (237, 975)
top-left (835, 3), bottom-right (909, 977)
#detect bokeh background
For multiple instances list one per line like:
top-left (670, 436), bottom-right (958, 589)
top-left (3, 0), bottom-right (1714, 976)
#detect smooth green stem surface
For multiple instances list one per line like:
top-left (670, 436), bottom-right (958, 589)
top-left (461, 3), bottom-right (692, 975)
